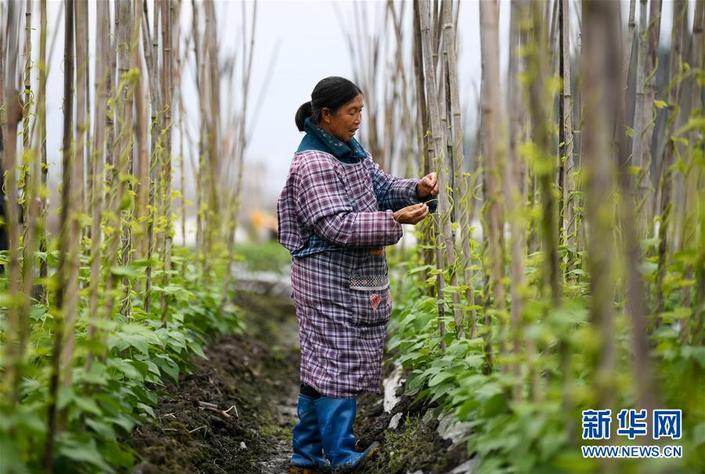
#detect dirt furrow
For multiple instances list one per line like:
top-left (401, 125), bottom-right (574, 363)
top-left (130, 284), bottom-right (471, 473)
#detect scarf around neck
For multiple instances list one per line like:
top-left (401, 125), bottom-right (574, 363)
top-left (297, 116), bottom-right (368, 164)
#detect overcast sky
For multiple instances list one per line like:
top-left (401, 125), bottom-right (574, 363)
top-left (31, 0), bottom-right (683, 213)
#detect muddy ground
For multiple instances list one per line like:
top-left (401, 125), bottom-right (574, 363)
top-left (130, 283), bottom-right (471, 473)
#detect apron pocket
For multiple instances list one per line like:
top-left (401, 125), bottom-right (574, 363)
top-left (349, 287), bottom-right (392, 327)
top-left (349, 254), bottom-right (391, 327)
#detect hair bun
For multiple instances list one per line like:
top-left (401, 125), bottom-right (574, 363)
top-left (295, 101), bottom-right (313, 131)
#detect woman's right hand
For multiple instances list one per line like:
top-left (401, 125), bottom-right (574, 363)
top-left (393, 203), bottom-right (429, 225)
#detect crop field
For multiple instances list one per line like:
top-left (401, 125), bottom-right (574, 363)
top-left (0, 0), bottom-right (703, 473)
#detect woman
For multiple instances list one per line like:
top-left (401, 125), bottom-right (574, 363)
top-left (277, 76), bottom-right (438, 474)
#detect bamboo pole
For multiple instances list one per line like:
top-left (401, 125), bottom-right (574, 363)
top-left (134, 0), bottom-right (149, 260)
top-left (559, 0), bottom-right (576, 268)
top-left (206, 0), bottom-right (221, 272)
top-left (86, 0), bottom-right (110, 364)
top-left (75, 0), bottom-right (88, 226)
top-left (635, 0), bottom-right (662, 233)
top-left (0, 0), bottom-right (6, 272)
top-left (191, 0), bottom-right (204, 254)
top-left (97, 0), bottom-right (119, 352)
top-left (59, 0), bottom-right (87, 389)
top-left (18, 0), bottom-right (42, 400)
top-left (432, 0), bottom-right (440, 73)
top-left (103, 0), bottom-right (134, 324)
top-left (615, 7), bottom-right (661, 421)
top-left (178, 88), bottom-right (187, 248)
top-left (117, 0), bottom-right (135, 318)
top-left (440, 0), bottom-right (465, 339)
top-left (441, 0), bottom-right (475, 339)
top-left (507, 0), bottom-right (529, 402)
top-left (412, 0), bottom-right (435, 299)
top-left (416, 0), bottom-right (449, 350)
top-left (20, 0), bottom-right (33, 237)
top-left (160, 0), bottom-right (175, 323)
top-left (679, 0), bottom-right (705, 341)
top-left (655, 0), bottom-right (688, 319)
top-left (200, 0), bottom-right (221, 267)
top-left (631, 0), bottom-right (650, 238)
top-left (548, 0), bottom-right (559, 77)
top-left (45, 0), bottom-right (75, 466)
top-left (144, 0), bottom-right (160, 313)
top-left (80, 0), bottom-right (90, 214)
top-left (690, 0), bottom-right (705, 344)
top-left (38, 0), bottom-right (48, 304)
top-left (1, 0), bottom-right (23, 409)
top-left (671, 3), bottom-right (695, 260)
top-left (624, 0), bottom-right (637, 88)
top-left (419, 0), bottom-right (457, 350)
top-left (581, 0), bottom-right (619, 416)
top-left (526, 1), bottom-right (561, 307)
top-left (479, 0), bottom-right (507, 368)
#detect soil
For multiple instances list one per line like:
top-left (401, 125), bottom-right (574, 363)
top-left (354, 371), bottom-right (469, 474)
top-left (130, 282), bottom-right (471, 474)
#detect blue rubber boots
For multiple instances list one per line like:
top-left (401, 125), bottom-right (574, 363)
top-left (314, 397), bottom-right (379, 473)
top-left (289, 394), bottom-right (379, 474)
top-left (290, 393), bottom-right (331, 473)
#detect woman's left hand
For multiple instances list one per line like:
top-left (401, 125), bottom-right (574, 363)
top-left (417, 172), bottom-right (439, 199)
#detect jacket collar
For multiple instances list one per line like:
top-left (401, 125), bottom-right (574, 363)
top-left (296, 117), bottom-right (367, 164)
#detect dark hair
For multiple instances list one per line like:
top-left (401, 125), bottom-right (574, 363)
top-left (295, 76), bottom-right (362, 131)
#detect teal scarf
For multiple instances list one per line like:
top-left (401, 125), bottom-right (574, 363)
top-left (297, 117), bottom-right (368, 164)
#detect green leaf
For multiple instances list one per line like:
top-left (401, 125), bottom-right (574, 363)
top-left (138, 402), bottom-right (156, 418)
top-left (106, 415), bottom-right (136, 433)
top-left (85, 418), bottom-right (116, 439)
top-left (110, 265), bottom-right (141, 279)
top-left (73, 396), bottom-right (102, 416)
top-left (464, 354), bottom-right (485, 369)
top-left (108, 323), bottom-right (162, 354)
top-left (155, 355), bottom-right (180, 382)
top-left (428, 371), bottom-right (454, 387)
top-left (58, 437), bottom-right (114, 473)
top-left (108, 358), bottom-right (144, 381)
top-left (475, 382), bottom-right (502, 400)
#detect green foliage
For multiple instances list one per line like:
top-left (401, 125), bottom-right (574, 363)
top-left (387, 240), bottom-right (705, 473)
top-left (0, 246), bottom-right (243, 473)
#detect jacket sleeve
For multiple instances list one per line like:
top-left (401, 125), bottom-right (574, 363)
top-left (295, 157), bottom-right (403, 247)
top-left (366, 158), bottom-right (421, 211)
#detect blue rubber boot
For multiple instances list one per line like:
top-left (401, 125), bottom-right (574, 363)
top-left (314, 397), bottom-right (379, 473)
top-left (290, 394), bottom-right (332, 473)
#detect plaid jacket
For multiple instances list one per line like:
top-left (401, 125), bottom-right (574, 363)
top-left (277, 151), bottom-right (420, 256)
top-left (276, 130), bottom-right (421, 397)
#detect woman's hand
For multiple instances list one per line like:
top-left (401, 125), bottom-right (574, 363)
top-left (393, 203), bottom-right (430, 224)
top-left (416, 172), bottom-right (439, 199)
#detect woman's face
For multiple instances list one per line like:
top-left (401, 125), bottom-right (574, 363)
top-left (321, 94), bottom-right (363, 142)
